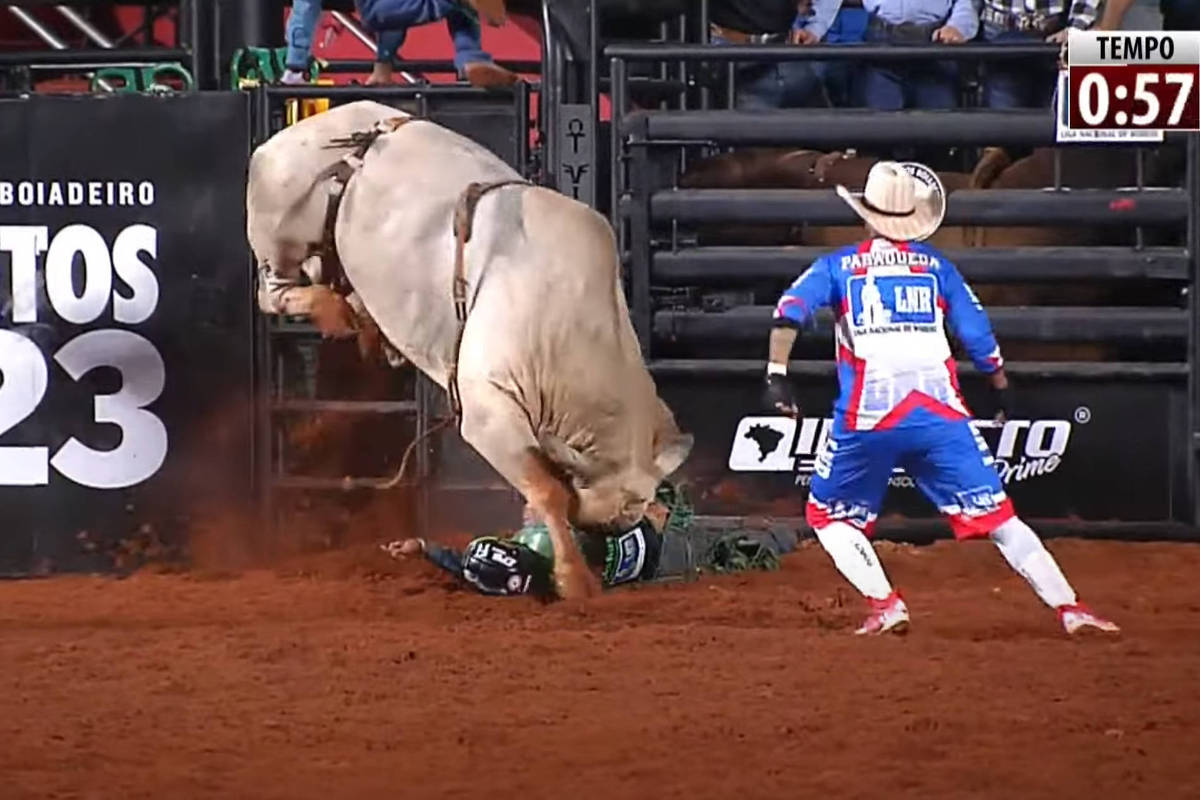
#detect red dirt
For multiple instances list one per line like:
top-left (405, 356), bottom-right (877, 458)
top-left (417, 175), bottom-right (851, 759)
top-left (2, 537), bottom-right (1199, 800)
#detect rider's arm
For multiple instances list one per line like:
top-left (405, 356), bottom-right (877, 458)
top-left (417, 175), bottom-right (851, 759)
top-left (421, 540), bottom-right (466, 579)
top-left (769, 258), bottom-right (834, 373)
top-left (940, 261), bottom-right (1004, 375)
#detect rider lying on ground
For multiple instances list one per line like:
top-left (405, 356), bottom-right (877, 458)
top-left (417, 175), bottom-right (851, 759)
top-left (383, 482), bottom-right (797, 598)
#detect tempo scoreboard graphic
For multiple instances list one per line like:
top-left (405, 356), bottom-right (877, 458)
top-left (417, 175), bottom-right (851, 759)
top-left (1059, 30), bottom-right (1200, 141)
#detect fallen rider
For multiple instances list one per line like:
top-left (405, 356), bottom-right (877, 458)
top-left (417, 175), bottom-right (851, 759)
top-left (382, 483), bottom-right (797, 598)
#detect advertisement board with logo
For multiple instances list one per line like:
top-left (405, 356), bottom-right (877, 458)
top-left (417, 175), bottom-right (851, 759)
top-left (659, 371), bottom-right (1181, 528)
top-left (0, 94), bottom-right (254, 575)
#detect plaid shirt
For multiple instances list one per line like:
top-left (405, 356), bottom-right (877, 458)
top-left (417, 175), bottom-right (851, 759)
top-left (979, 0), bottom-right (1102, 30)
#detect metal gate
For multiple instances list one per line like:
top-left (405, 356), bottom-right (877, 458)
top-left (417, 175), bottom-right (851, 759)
top-left (250, 83), bottom-right (533, 544)
top-left (608, 42), bottom-right (1200, 539)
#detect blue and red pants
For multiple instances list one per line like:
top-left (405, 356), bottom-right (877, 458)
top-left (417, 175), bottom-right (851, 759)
top-left (806, 418), bottom-right (1014, 539)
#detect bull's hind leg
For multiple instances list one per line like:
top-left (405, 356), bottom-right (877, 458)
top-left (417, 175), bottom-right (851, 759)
top-left (458, 382), bottom-right (602, 600)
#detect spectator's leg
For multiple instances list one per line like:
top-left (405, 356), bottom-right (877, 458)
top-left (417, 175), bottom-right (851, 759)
top-left (816, 59), bottom-right (859, 108)
top-left (981, 31), bottom-right (1040, 109)
top-left (914, 60), bottom-right (959, 110)
top-left (368, 29), bottom-right (407, 85)
top-left (360, 0), bottom-right (443, 31)
top-left (861, 62), bottom-right (904, 110)
top-left (734, 64), bottom-right (785, 110)
top-left (860, 25), bottom-right (903, 112)
top-left (1030, 60), bottom-right (1059, 110)
top-left (982, 60), bottom-right (1028, 109)
top-left (283, 0), bottom-right (322, 82)
top-left (910, 60), bottom-right (961, 167)
top-left (777, 60), bottom-right (830, 108)
top-left (443, 0), bottom-right (519, 86)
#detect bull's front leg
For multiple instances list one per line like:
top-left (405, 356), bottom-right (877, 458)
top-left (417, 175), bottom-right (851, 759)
top-left (518, 449), bottom-right (603, 600)
top-left (260, 280), bottom-right (359, 340)
top-left (458, 382), bottom-right (601, 600)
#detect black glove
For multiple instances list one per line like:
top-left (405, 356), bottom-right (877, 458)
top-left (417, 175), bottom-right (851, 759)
top-left (763, 373), bottom-right (800, 417)
top-left (990, 381), bottom-right (1015, 421)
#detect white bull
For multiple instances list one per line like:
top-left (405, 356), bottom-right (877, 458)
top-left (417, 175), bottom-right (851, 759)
top-left (247, 100), bottom-right (692, 599)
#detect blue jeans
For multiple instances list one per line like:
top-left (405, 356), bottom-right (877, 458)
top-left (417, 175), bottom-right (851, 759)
top-left (286, 0), bottom-right (404, 69)
top-left (816, 7), bottom-right (869, 108)
top-left (357, 0), bottom-right (492, 72)
top-left (285, 0), bottom-right (322, 70)
top-left (981, 27), bottom-right (1058, 109)
top-left (711, 36), bottom-right (827, 109)
top-left (861, 25), bottom-right (958, 110)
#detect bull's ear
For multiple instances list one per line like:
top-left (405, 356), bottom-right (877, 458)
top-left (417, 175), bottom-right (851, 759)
top-left (539, 434), bottom-right (609, 484)
top-left (652, 398), bottom-right (693, 477)
top-left (653, 432), bottom-right (693, 478)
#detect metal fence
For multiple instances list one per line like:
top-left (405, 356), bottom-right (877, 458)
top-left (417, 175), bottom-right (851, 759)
top-left (249, 82), bottom-right (533, 540)
top-left (606, 42), bottom-right (1200, 532)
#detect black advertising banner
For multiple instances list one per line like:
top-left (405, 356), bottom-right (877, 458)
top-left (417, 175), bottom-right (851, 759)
top-left (0, 93), bottom-right (253, 575)
top-left (660, 373), bottom-right (1179, 527)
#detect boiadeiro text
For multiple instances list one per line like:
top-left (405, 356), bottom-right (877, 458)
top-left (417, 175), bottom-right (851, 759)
top-left (0, 222), bottom-right (167, 489)
top-left (0, 180), bottom-right (156, 208)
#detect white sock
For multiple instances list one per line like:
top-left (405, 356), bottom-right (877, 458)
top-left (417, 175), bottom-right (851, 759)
top-left (989, 517), bottom-right (1077, 608)
top-left (814, 522), bottom-right (894, 600)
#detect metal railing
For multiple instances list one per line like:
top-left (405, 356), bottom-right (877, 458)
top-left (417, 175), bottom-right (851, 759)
top-left (2, 2), bottom-right (203, 91)
top-left (605, 41), bottom-right (1200, 527)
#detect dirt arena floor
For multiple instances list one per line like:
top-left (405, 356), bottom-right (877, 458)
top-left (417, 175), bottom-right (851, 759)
top-left (2, 537), bottom-right (1199, 800)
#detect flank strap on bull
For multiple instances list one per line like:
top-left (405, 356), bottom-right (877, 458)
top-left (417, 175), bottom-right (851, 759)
top-left (446, 178), bottom-right (531, 423)
top-left (365, 178), bottom-right (529, 494)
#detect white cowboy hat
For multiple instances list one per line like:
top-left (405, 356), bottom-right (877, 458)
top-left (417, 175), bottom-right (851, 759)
top-left (835, 161), bottom-right (947, 242)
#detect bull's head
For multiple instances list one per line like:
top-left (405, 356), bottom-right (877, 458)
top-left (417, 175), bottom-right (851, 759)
top-left (540, 399), bottom-right (693, 532)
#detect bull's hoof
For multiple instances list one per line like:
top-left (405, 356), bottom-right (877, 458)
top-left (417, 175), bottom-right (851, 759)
top-left (555, 563), bottom-right (602, 601)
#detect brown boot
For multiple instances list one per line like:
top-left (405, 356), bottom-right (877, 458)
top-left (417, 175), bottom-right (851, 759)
top-left (464, 0), bottom-right (507, 26)
top-left (463, 61), bottom-right (519, 88)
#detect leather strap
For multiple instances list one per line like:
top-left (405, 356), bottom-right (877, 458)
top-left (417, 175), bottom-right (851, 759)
top-left (308, 115), bottom-right (530, 431)
top-left (314, 116), bottom-right (415, 293)
top-left (446, 178), bottom-right (530, 425)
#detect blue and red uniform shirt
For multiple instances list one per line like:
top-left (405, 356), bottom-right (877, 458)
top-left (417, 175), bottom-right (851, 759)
top-left (775, 237), bottom-right (1004, 432)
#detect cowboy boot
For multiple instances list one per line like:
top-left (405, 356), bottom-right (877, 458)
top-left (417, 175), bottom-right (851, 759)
top-left (463, 61), bottom-right (519, 88)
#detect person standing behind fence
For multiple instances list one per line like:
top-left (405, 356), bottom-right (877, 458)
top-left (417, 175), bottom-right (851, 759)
top-left (282, 0), bottom-right (323, 84)
top-left (1101, 0), bottom-right (1200, 30)
top-left (815, 2), bottom-right (868, 108)
top-left (708, 0), bottom-right (841, 109)
top-left (355, 0), bottom-right (519, 87)
top-left (763, 161), bottom-right (1121, 637)
top-left (856, 0), bottom-right (978, 111)
top-left (979, 0), bottom-right (1100, 109)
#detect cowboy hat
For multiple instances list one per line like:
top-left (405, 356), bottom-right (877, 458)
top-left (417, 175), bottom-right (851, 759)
top-left (835, 161), bottom-right (947, 242)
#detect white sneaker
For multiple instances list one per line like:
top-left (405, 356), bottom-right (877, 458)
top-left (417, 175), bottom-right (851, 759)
top-left (855, 591), bottom-right (910, 636)
top-left (1058, 602), bottom-right (1120, 635)
top-left (280, 68), bottom-right (309, 86)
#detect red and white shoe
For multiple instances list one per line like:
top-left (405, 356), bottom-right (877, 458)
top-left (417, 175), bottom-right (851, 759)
top-left (855, 591), bottom-right (910, 636)
top-left (1057, 602), bottom-right (1120, 635)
